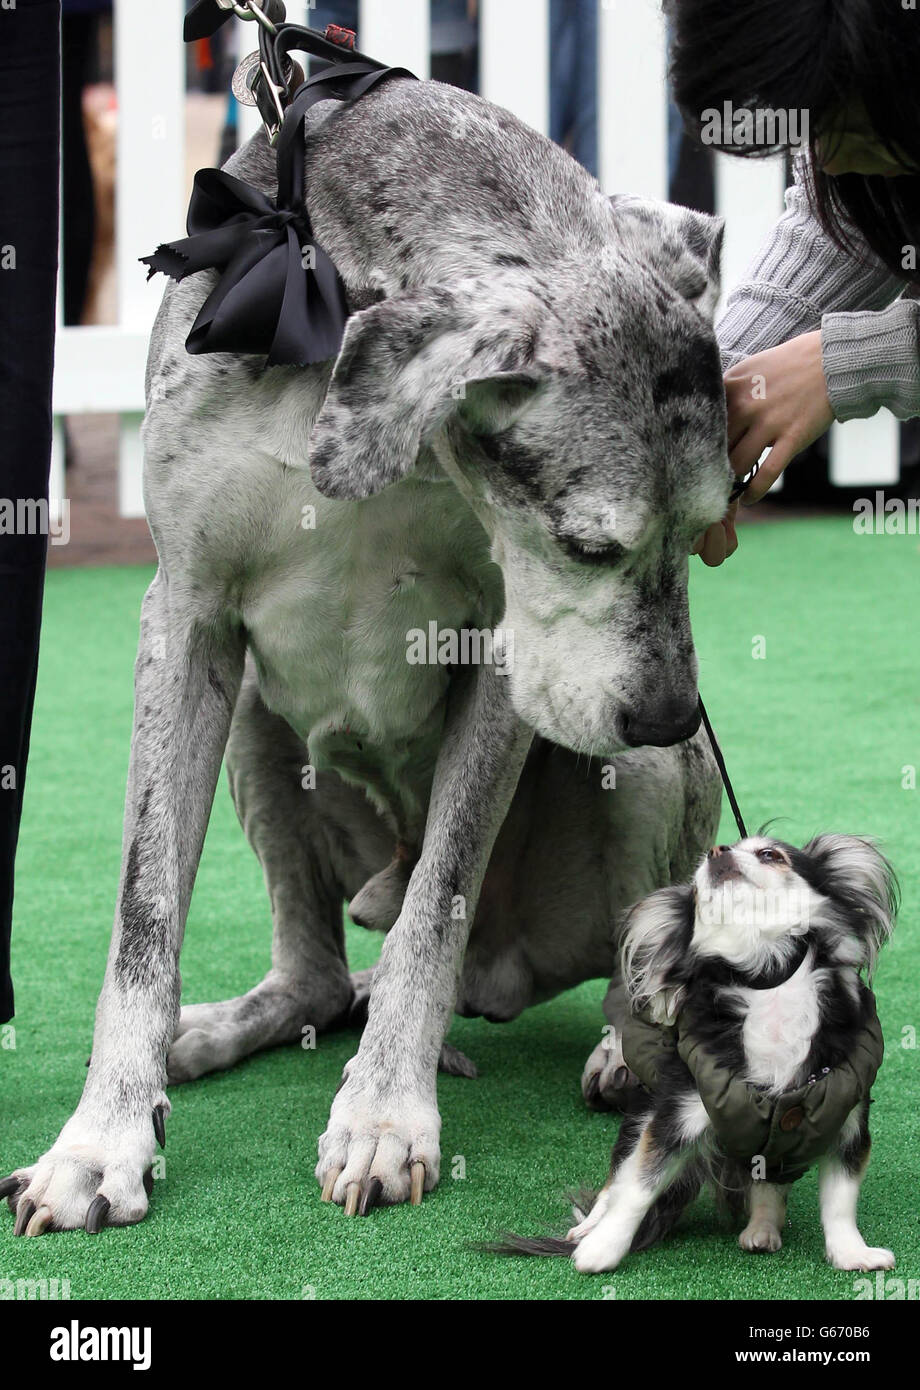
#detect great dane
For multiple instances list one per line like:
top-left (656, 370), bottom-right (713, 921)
top-left (3, 75), bottom-right (730, 1233)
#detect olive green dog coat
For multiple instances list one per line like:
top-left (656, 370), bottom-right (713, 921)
top-left (621, 990), bottom-right (884, 1184)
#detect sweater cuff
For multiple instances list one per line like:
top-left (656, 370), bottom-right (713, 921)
top-left (822, 300), bottom-right (920, 423)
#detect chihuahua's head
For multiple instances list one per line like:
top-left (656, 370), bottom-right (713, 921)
top-left (621, 834), bottom-right (898, 1025)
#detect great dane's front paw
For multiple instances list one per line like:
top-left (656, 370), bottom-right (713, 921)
top-left (315, 1076), bottom-right (440, 1215)
top-left (0, 1101), bottom-right (167, 1236)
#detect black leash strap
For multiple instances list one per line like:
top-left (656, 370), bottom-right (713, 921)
top-left (698, 695), bottom-right (748, 840)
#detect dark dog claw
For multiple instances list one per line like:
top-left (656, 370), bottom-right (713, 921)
top-left (143, 1167), bottom-right (154, 1197)
top-left (359, 1177), bottom-right (383, 1216)
top-left (13, 1197), bottom-right (36, 1237)
top-left (85, 1194), bottom-right (111, 1234)
top-left (0, 1176), bottom-right (19, 1200)
top-left (152, 1105), bottom-right (166, 1149)
top-left (612, 1066), bottom-right (629, 1090)
top-left (583, 1072), bottom-right (602, 1110)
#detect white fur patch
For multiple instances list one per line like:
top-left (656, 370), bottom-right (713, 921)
top-left (739, 953), bottom-right (822, 1093)
top-left (676, 1091), bottom-right (711, 1144)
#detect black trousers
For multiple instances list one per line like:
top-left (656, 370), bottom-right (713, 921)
top-left (0, 1), bottom-right (60, 1022)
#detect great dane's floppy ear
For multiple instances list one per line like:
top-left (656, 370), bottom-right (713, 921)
top-left (609, 195), bottom-right (724, 321)
top-left (308, 283), bottom-right (542, 499)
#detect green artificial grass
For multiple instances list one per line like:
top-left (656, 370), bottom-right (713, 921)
top-left (1, 515), bottom-right (919, 1300)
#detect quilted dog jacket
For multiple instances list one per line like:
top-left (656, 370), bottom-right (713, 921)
top-left (621, 988), bottom-right (885, 1184)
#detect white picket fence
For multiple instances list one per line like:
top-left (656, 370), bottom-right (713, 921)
top-left (50, 0), bottom-right (901, 521)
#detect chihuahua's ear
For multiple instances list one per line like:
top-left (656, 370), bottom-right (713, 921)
top-left (803, 834), bottom-right (899, 976)
top-left (620, 884), bottom-right (695, 1025)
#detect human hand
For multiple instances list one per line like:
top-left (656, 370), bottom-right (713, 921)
top-left (691, 498), bottom-right (739, 567)
top-left (723, 331), bottom-right (835, 503)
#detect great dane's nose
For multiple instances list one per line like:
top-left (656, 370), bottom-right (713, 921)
top-left (708, 845), bottom-right (733, 858)
top-left (621, 701), bottom-right (701, 749)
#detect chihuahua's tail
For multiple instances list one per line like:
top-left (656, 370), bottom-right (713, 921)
top-left (483, 1165), bottom-right (702, 1260)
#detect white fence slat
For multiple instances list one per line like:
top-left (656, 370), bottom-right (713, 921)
top-left (49, 422), bottom-right (66, 529)
top-left (714, 153), bottom-right (787, 316)
top-left (480, 0), bottom-right (549, 137)
top-left (598, 0), bottom-right (667, 200)
top-left (119, 418), bottom-right (147, 519)
top-left (53, 327), bottom-right (149, 414)
top-left (830, 415), bottom-right (901, 488)
top-left (714, 153), bottom-right (790, 492)
top-left (114, 0), bottom-right (186, 330)
top-left (359, 0), bottom-right (430, 77)
top-left (114, 0), bottom-right (186, 517)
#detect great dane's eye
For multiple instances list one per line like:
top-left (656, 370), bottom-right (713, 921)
top-left (756, 847), bottom-right (787, 866)
top-left (558, 537), bottom-right (627, 567)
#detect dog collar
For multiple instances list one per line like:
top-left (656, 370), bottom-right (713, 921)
top-left (141, 3), bottom-right (416, 367)
top-left (703, 934), bottom-right (811, 992)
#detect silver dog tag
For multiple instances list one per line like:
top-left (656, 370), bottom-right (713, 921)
top-left (232, 49), bottom-right (297, 107)
top-left (231, 51), bottom-right (262, 106)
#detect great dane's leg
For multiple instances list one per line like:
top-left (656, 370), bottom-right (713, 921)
top-left (167, 668), bottom-right (379, 1082)
top-left (1, 569), bottom-right (244, 1233)
top-left (316, 666), bottom-right (532, 1211)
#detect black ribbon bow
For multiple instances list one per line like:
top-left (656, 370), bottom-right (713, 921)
top-left (141, 51), bottom-right (415, 367)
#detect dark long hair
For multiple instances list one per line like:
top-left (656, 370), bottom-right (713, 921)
top-left (664, 0), bottom-right (920, 285)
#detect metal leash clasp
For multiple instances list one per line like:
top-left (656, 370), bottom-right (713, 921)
top-left (226, 0), bottom-right (278, 27)
top-left (229, 1), bottom-right (294, 145)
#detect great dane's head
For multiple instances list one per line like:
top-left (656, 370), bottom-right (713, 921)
top-left (308, 197), bottom-right (732, 756)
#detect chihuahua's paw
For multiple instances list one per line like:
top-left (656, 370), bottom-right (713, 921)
top-left (315, 1071), bottom-right (440, 1214)
top-left (571, 1218), bottom-right (629, 1274)
top-left (740, 1222), bottom-right (783, 1253)
top-left (827, 1243), bottom-right (895, 1272)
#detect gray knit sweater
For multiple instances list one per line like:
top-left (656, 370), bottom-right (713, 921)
top-left (716, 157), bottom-right (920, 422)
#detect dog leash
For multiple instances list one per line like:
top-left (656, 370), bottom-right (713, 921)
top-left (697, 695), bottom-right (748, 840)
top-left (695, 459), bottom-right (760, 841)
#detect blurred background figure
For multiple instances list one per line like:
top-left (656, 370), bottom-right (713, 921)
top-left (61, 0), bottom-right (114, 328)
top-left (549, 0), bottom-right (598, 178)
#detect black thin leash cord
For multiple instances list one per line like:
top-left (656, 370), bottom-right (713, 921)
top-left (695, 456), bottom-right (761, 840)
top-left (698, 696), bottom-right (748, 840)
